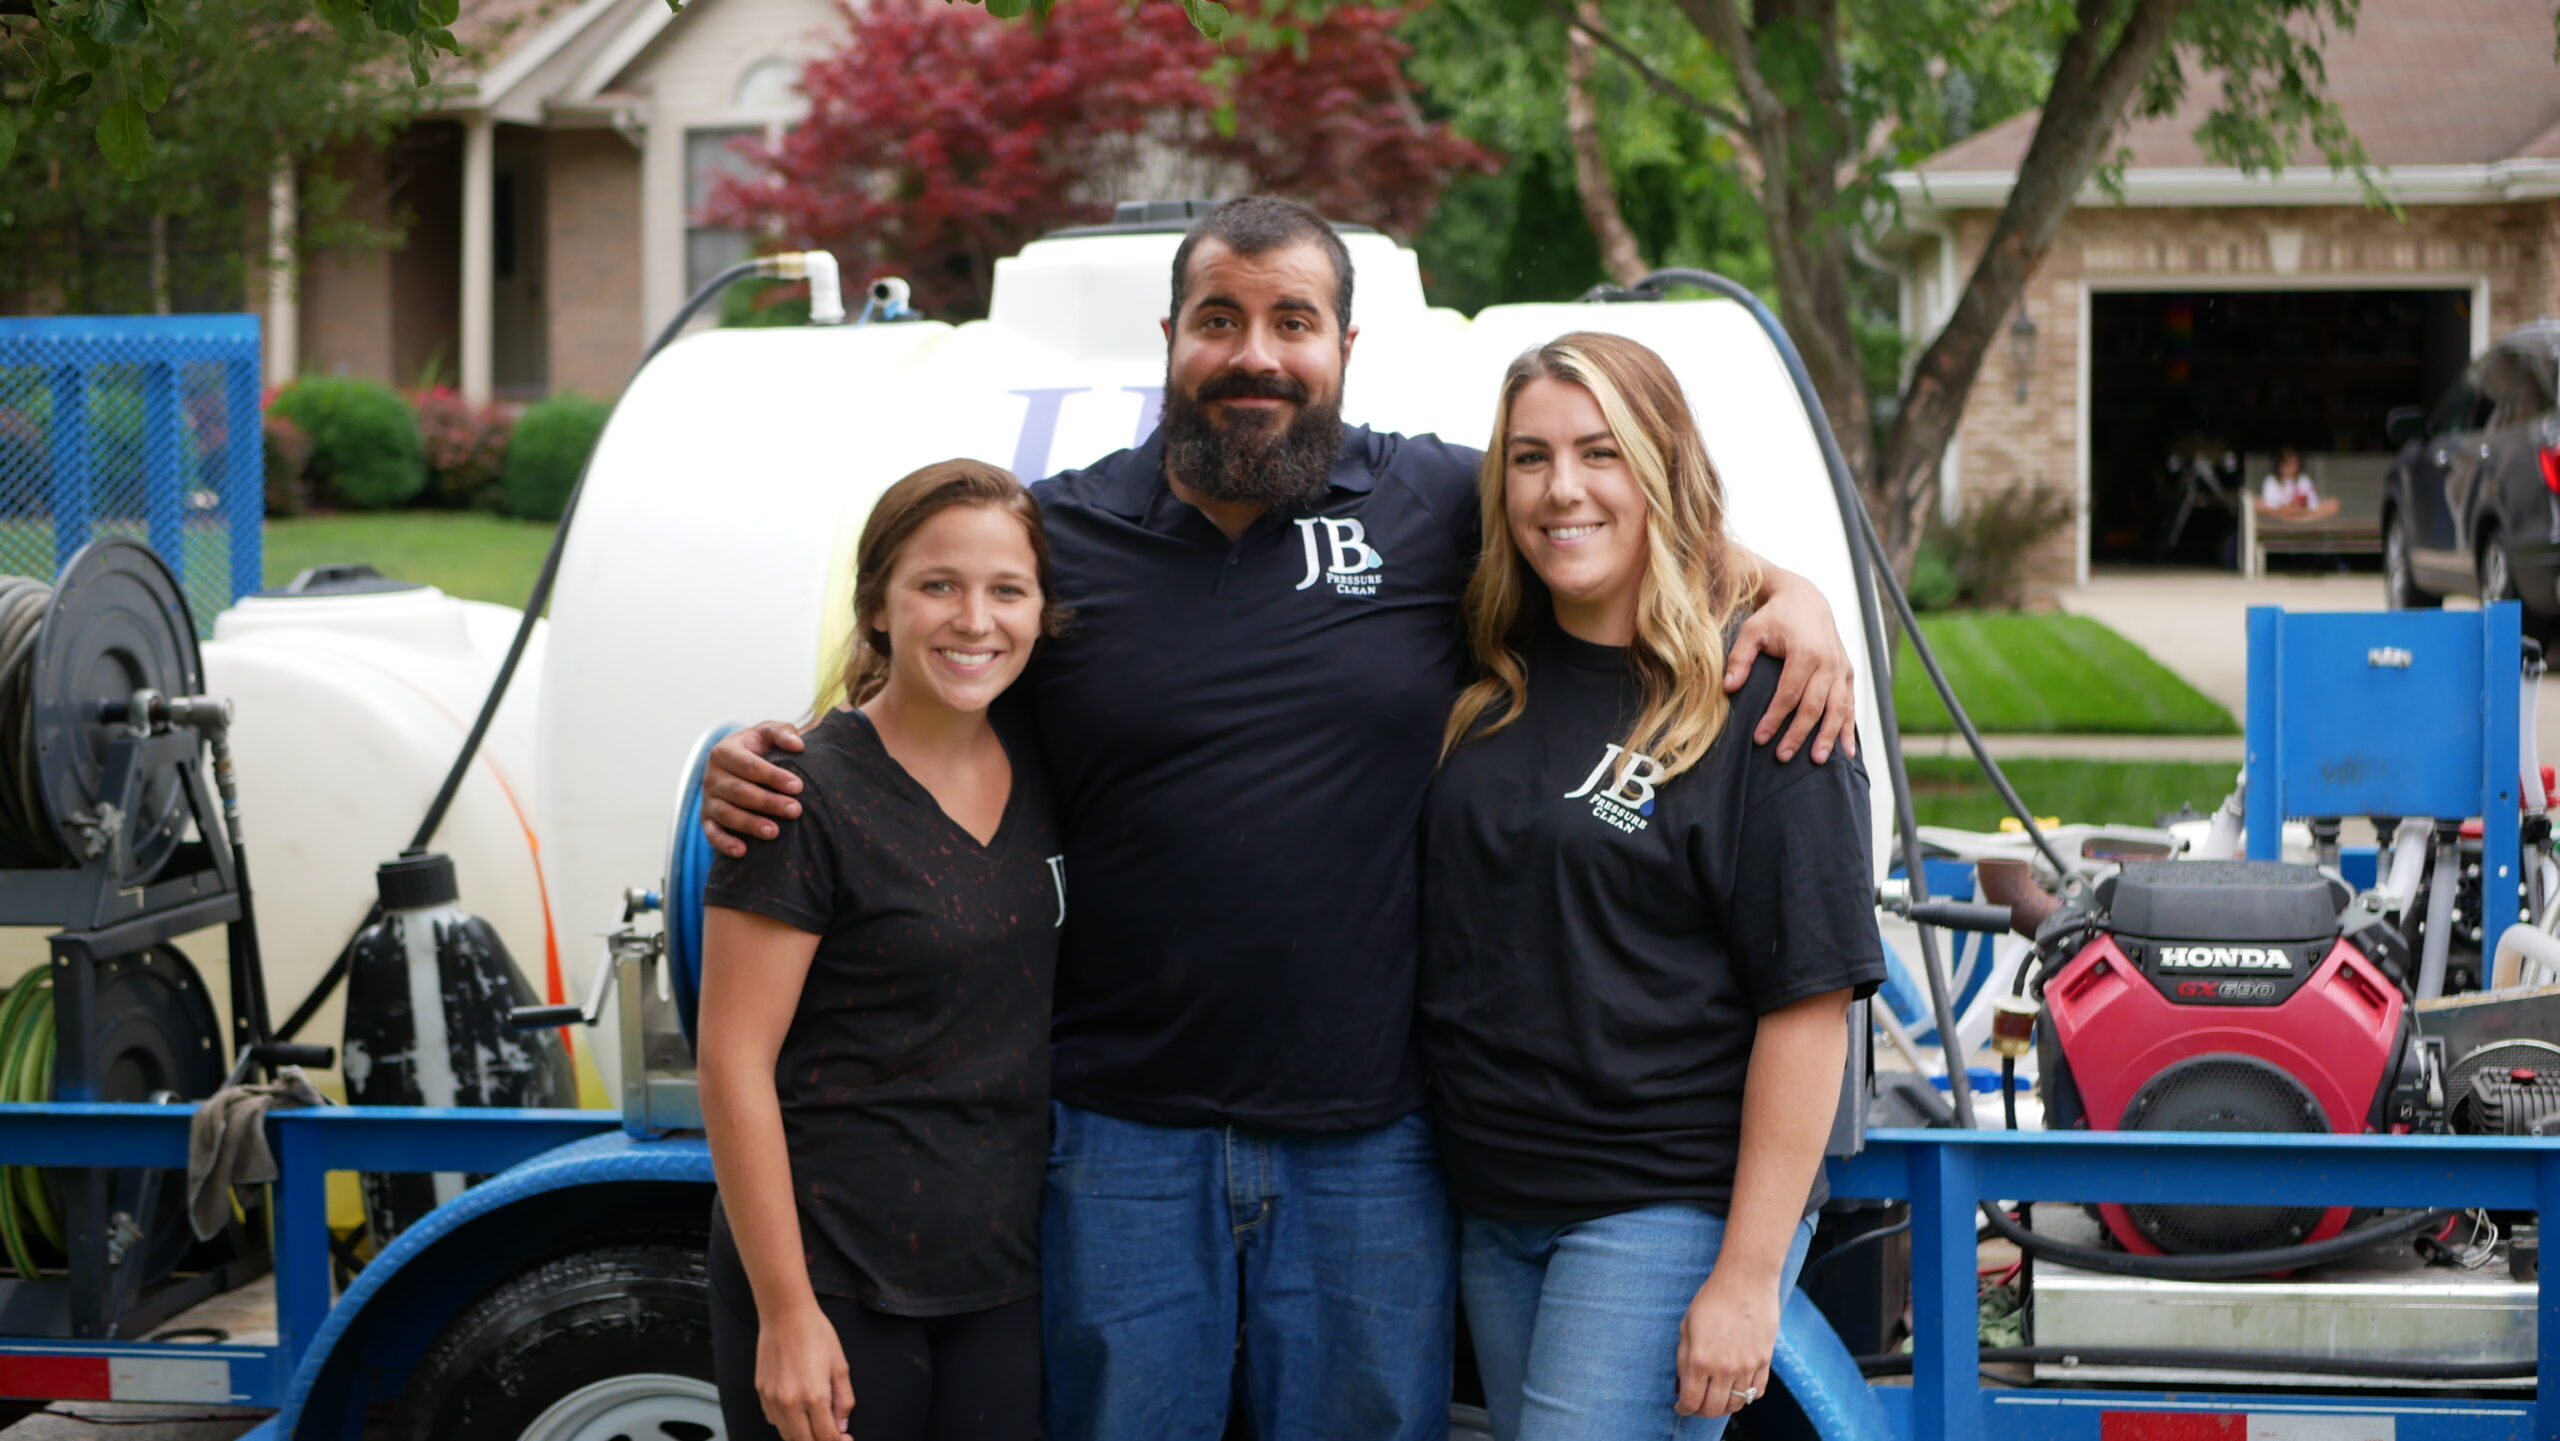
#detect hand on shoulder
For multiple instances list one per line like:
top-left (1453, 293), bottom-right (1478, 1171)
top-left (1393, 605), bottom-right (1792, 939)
top-left (702, 720), bottom-right (808, 858)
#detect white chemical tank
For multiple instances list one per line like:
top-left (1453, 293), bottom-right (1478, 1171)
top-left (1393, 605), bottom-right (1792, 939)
top-left (538, 223), bottom-right (1890, 1097)
top-left (197, 574), bottom-right (601, 1103)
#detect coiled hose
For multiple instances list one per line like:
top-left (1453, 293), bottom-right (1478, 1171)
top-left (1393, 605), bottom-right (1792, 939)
top-left (0, 578), bottom-right (58, 869)
top-left (0, 969), bottom-right (59, 1280)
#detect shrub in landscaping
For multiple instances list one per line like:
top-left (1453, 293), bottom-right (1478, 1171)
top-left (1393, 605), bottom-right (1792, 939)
top-left (413, 387), bottom-right (513, 511)
top-left (263, 412), bottom-right (314, 516)
top-left (1905, 536), bottom-right (1962, 613)
top-left (271, 377), bottom-right (426, 510)
top-left (501, 392), bottom-right (608, 521)
top-left (1946, 480), bottom-right (2075, 610)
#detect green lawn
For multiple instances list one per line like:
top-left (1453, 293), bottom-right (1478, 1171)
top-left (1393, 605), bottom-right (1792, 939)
top-left (1903, 757), bottom-right (2241, 832)
top-left (263, 513), bottom-right (558, 606)
top-left (1892, 612), bottom-right (2237, 736)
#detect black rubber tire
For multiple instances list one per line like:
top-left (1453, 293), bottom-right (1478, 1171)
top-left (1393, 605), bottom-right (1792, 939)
top-left (2383, 512), bottom-right (2438, 610)
top-left (2478, 525), bottom-right (2518, 607)
top-left (391, 1241), bottom-right (718, 1441)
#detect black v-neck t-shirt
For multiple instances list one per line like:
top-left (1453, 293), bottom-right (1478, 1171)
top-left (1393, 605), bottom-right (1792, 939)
top-left (703, 708), bottom-right (1063, 1315)
top-left (1419, 623), bottom-right (1885, 1223)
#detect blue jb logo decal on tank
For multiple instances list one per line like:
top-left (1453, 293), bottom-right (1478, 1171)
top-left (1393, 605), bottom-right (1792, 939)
top-left (1292, 517), bottom-right (1385, 597)
top-left (1563, 743), bottom-right (1663, 834)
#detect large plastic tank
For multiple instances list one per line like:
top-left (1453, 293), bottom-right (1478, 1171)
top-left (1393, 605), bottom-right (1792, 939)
top-left (538, 226), bottom-right (1890, 1096)
top-left (196, 577), bottom-right (598, 1102)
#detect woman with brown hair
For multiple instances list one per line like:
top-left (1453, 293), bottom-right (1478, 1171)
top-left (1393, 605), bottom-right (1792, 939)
top-left (697, 459), bottom-right (1067, 1441)
top-left (1422, 333), bottom-right (1885, 1439)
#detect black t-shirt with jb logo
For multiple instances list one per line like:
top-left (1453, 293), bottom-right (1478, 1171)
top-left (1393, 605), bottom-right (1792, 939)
top-left (702, 707), bottom-right (1062, 1315)
top-left (1419, 620), bottom-right (1885, 1223)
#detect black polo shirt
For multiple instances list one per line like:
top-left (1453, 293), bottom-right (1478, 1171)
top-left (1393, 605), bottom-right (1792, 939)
top-left (1020, 423), bottom-right (1480, 1130)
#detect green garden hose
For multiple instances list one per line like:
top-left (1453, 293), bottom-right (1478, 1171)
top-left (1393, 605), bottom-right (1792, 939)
top-left (0, 969), bottom-right (57, 1279)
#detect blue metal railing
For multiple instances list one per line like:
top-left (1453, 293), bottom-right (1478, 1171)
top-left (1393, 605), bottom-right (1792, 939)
top-left (1832, 1128), bottom-right (2560, 1441)
top-left (0, 1110), bottom-right (2545, 1437)
top-left (0, 316), bottom-right (265, 634)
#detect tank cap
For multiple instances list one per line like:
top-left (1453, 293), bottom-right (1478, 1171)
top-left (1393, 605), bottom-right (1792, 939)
top-left (376, 852), bottom-right (459, 911)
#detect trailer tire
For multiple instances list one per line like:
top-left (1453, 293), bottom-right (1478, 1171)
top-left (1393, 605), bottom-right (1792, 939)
top-left (392, 1240), bottom-right (720, 1441)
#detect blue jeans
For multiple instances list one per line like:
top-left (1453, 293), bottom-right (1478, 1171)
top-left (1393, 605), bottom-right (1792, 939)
top-left (1041, 1102), bottom-right (1458, 1441)
top-left (1460, 1205), bottom-right (1816, 1441)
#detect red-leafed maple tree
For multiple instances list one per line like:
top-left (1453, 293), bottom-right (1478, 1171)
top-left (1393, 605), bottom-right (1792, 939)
top-left (702, 0), bottom-right (1495, 318)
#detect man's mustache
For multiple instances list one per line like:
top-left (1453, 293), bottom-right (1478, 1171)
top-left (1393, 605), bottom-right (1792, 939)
top-left (1195, 373), bottom-right (1309, 405)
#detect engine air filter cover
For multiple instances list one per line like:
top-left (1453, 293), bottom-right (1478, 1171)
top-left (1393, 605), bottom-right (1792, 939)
top-left (2119, 1053), bottom-right (2332, 1254)
top-left (2107, 860), bottom-right (2344, 944)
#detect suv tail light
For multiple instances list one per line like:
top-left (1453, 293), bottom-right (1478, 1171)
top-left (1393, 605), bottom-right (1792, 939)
top-left (2545, 446), bottom-right (2560, 495)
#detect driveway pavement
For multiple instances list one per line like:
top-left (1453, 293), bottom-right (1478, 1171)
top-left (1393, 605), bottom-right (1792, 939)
top-left (2051, 565), bottom-right (2560, 777)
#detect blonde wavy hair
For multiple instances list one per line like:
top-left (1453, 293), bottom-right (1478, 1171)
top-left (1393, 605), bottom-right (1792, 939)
top-left (1440, 332), bottom-right (1761, 781)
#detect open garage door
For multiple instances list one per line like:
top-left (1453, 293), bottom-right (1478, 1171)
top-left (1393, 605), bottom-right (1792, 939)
top-left (2088, 288), bottom-right (2473, 567)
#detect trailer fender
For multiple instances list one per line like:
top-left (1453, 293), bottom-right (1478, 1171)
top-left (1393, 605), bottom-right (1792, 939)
top-left (276, 1130), bottom-right (713, 1440)
top-left (1775, 1287), bottom-right (1896, 1441)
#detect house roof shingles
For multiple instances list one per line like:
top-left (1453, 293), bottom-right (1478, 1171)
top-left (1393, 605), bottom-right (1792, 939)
top-left (1917, 0), bottom-right (2560, 174)
top-left (441, 0), bottom-right (585, 86)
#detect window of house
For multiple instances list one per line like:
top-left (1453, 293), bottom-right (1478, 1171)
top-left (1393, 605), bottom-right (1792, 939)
top-left (685, 127), bottom-right (762, 295)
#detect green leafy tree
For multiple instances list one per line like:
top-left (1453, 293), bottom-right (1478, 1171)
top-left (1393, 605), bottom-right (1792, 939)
top-left (1398, 0), bottom-right (1779, 309)
top-left (1532, 0), bottom-right (2423, 570)
top-left (0, 0), bottom-right (456, 177)
top-left (0, 0), bottom-right (419, 312)
top-left (1185, 0), bottom-right (2552, 576)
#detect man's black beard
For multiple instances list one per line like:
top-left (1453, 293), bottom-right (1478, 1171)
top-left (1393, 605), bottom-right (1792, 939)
top-left (1160, 368), bottom-right (1344, 511)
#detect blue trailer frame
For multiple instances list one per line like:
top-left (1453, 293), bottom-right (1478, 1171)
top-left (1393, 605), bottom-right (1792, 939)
top-left (0, 1105), bottom-right (2548, 1439)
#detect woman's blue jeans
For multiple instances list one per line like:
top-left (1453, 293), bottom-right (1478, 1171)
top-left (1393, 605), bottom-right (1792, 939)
top-left (1460, 1204), bottom-right (1815, 1441)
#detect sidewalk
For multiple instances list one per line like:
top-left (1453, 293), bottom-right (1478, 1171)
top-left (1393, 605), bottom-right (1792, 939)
top-left (2045, 566), bottom-right (2560, 770)
top-left (2053, 567), bottom-right (2387, 721)
top-left (1898, 732), bottom-right (2243, 762)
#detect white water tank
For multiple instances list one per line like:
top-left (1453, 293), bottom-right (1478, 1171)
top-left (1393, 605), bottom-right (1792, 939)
top-left (536, 225), bottom-right (1889, 1097)
top-left (196, 573), bottom-right (598, 1101)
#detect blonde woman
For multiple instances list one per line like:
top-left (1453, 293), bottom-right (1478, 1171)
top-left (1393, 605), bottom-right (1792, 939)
top-left (1420, 333), bottom-right (1884, 1439)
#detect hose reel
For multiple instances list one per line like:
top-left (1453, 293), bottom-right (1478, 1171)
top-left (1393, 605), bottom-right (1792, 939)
top-left (0, 539), bottom-right (310, 1339)
top-left (0, 541), bottom-right (205, 882)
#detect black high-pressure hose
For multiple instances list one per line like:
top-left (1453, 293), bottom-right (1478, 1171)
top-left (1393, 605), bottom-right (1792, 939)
top-left (276, 257), bottom-right (823, 1044)
top-left (1610, 269), bottom-right (2467, 1287)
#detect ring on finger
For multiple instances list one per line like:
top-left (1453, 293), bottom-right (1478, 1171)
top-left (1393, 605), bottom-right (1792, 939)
top-left (1731, 1384), bottom-right (1758, 1405)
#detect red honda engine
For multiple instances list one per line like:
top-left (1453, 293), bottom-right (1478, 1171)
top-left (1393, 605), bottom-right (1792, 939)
top-left (2036, 860), bottom-right (2431, 1256)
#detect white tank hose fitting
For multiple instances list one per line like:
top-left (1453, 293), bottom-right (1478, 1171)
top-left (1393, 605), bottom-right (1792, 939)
top-left (749, 251), bottom-right (849, 326)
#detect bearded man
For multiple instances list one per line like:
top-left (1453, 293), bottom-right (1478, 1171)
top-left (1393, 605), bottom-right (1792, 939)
top-left (701, 197), bottom-right (1857, 1440)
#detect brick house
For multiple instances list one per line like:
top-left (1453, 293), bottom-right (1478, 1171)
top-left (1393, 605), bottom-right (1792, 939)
top-left (1887, 0), bottom-right (2560, 587)
top-left (256, 0), bottom-right (836, 405)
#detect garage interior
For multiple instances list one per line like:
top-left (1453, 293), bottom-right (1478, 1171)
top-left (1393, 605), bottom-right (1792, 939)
top-left (2087, 288), bottom-right (2474, 567)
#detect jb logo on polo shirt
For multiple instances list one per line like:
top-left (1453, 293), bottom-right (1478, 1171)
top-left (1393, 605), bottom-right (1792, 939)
top-left (1565, 743), bottom-right (1663, 834)
top-left (1293, 516), bottom-right (1385, 596)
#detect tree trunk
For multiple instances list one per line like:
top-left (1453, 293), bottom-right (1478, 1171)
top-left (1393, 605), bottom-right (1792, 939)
top-left (1679, 0), bottom-right (1873, 493)
top-left (1565, 0), bottom-right (1648, 288)
top-left (1870, 0), bottom-right (2196, 575)
top-left (149, 213), bottom-right (172, 316)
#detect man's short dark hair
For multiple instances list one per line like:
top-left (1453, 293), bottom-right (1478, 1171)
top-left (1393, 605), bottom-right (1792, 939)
top-left (1167, 196), bottom-right (1355, 339)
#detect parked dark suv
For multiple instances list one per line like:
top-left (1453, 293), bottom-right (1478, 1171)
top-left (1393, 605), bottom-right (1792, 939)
top-left (2383, 321), bottom-right (2560, 634)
